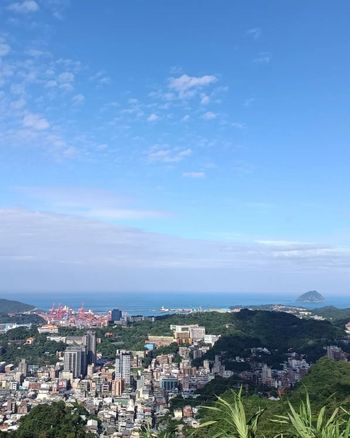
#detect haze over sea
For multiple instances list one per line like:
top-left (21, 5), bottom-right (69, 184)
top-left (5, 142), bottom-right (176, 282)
top-left (2, 292), bottom-right (350, 316)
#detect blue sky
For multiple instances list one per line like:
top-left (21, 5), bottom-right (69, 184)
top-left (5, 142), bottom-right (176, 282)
top-left (1, 0), bottom-right (350, 294)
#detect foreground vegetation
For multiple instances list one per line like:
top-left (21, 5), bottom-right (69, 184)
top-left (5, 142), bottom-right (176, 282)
top-left (191, 390), bottom-right (350, 438)
top-left (0, 401), bottom-right (96, 437)
top-left (4, 387), bottom-right (350, 437)
top-left (164, 359), bottom-right (350, 437)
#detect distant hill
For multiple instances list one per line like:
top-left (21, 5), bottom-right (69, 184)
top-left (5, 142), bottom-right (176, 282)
top-left (297, 290), bottom-right (325, 303)
top-left (0, 298), bottom-right (35, 314)
top-left (192, 309), bottom-right (340, 369)
top-left (313, 305), bottom-right (350, 321)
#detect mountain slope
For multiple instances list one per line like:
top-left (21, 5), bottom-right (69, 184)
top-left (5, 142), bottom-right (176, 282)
top-left (0, 298), bottom-right (35, 313)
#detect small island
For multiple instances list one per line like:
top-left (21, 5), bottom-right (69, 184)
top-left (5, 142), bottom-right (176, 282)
top-left (297, 290), bottom-right (325, 303)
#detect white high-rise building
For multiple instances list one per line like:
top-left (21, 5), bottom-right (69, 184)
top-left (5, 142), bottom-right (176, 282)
top-left (189, 326), bottom-right (206, 341)
top-left (115, 350), bottom-right (131, 385)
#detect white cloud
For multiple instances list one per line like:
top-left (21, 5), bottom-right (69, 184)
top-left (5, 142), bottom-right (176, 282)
top-left (13, 186), bottom-right (169, 222)
top-left (85, 209), bottom-right (167, 221)
top-left (232, 122), bottom-right (246, 129)
top-left (244, 98), bottom-right (255, 107)
top-left (147, 146), bottom-right (192, 163)
top-left (147, 113), bottom-right (159, 122)
top-left (22, 113), bottom-right (50, 130)
top-left (1, 208), bottom-right (350, 292)
top-left (72, 94), bottom-right (85, 105)
top-left (233, 160), bottom-right (255, 174)
top-left (90, 70), bottom-right (111, 86)
top-left (26, 49), bottom-right (48, 57)
top-left (7, 0), bottom-right (39, 13)
top-left (45, 80), bottom-right (57, 88)
top-left (202, 111), bottom-right (217, 120)
top-left (246, 27), bottom-right (262, 40)
top-left (200, 94), bottom-right (210, 105)
top-left (0, 40), bottom-right (11, 57)
top-left (168, 74), bottom-right (217, 97)
top-left (182, 171), bottom-right (206, 179)
top-left (10, 98), bottom-right (26, 110)
top-left (58, 71), bottom-right (75, 90)
top-left (59, 72), bottom-right (74, 83)
top-left (253, 52), bottom-right (271, 64)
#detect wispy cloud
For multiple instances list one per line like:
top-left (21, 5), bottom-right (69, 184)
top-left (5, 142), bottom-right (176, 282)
top-left (253, 52), bottom-right (271, 64)
top-left (58, 71), bottom-right (75, 91)
top-left (244, 97), bottom-right (255, 107)
top-left (1, 207), bottom-right (349, 292)
top-left (72, 94), bottom-right (85, 105)
top-left (202, 111), bottom-right (217, 121)
top-left (10, 97), bottom-right (26, 109)
top-left (23, 113), bottom-right (50, 130)
top-left (7, 0), bottom-right (39, 13)
top-left (147, 146), bottom-right (192, 163)
top-left (90, 70), bottom-right (111, 86)
top-left (233, 160), bottom-right (255, 174)
top-left (246, 27), bottom-right (262, 40)
top-left (232, 122), bottom-right (246, 129)
top-left (168, 73), bottom-right (217, 98)
top-left (200, 94), bottom-right (210, 105)
top-left (13, 186), bottom-right (169, 222)
top-left (0, 38), bottom-right (11, 57)
top-left (182, 171), bottom-right (206, 179)
top-left (85, 209), bottom-right (168, 220)
top-left (147, 113), bottom-right (159, 122)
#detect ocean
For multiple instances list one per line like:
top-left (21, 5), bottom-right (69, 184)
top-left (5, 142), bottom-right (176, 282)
top-left (2, 291), bottom-right (350, 316)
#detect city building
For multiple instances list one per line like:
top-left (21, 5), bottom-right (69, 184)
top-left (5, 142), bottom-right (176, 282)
top-left (115, 350), bottom-right (131, 385)
top-left (63, 346), bottom-right (86, 378)
top-left (160, 377), bottom-right (178, 392)
top-left (111, 309), bottom-right (122, 322)
top-left (18, 359), bottom-right (28, 377)
top-left (84, 331), bottom-right (96, 365)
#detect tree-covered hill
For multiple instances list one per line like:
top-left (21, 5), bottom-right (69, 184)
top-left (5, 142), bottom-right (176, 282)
top-left (0, 326), bottom-right (66, 366)
top-left (93, 309), bottom-right (343, 360)
top-left (193, 309), bottom-right (341, 367)
top-left (287, 356), bottom-right (350, 410)
top-left (0, 401), bottom-right (96, 437)
top-left (0, 298), bottom-right (35, 314)
top-left (297, 290), bottom-right (325, 303)
top-left (312, 305), bottom-right (350, 321)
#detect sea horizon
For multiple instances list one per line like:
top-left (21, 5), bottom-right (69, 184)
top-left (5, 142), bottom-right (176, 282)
top-left (1, 291), bottom-right (350, 316)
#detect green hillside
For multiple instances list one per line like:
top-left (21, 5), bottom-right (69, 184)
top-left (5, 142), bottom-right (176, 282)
top-left (0, 401), bottom-right (96, 437)
top-left (313, 305), bottom-right (350, 321)
top-left (0, 298), bottom-right (35, 314)
top-left (193, 309), bottom-right (340, 369)
top-left (89, 308), bottom-right (342, 360)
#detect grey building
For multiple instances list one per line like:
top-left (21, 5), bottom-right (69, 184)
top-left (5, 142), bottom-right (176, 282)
top-left (115, 350), bottom-right (131, 385)
top-left (64, 346), bottom-right (86, 378)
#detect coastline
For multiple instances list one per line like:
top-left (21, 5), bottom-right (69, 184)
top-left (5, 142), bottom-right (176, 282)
top-left (0, 291), bottom-right (349, 316)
